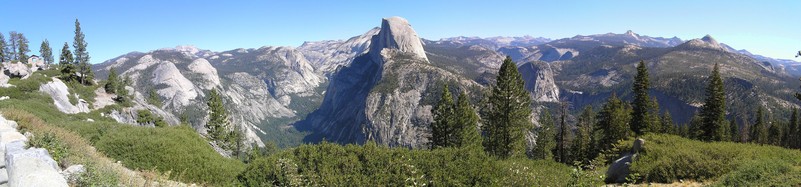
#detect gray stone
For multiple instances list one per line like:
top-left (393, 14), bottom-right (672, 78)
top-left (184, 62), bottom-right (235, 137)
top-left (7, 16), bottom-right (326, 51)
top-left (6, 147), bottom-right (66, 187)
top-left (3, 63), bottom-right (30, 79)
top-left (61, 165), bottom-right (85, 183)
top-left (0, 169), bottom-right (7, 184)
top-left (519, 62), bottom-right (560, 103)
top-left (605, 138), bottom-right (645, 183)
top-left (38, 78), bottom-right (90, 114)
top-left (370, 17), bottom-right (428, 62)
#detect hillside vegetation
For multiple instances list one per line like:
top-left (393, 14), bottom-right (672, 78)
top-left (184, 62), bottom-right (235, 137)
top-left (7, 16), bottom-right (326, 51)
top-left (0, 70), bottom-right (244, 186)
top-left (617, 133), bottom-right (801, 186)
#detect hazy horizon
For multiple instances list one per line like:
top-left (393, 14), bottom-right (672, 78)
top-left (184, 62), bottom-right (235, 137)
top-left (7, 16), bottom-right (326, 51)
top-left (1, 0), bottom-right (798, 63)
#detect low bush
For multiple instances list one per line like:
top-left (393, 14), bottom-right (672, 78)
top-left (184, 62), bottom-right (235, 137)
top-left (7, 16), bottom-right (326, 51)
top-left (621, 133), bottom-right (801, 184)
top-left (95, 125), bottom-right (244, 185)
top-left (238, 142), bottom-right (604, 186)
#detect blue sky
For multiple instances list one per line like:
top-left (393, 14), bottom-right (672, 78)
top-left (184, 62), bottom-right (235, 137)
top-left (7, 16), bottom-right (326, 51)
top-left (1, 0), bottom-right (799, 63)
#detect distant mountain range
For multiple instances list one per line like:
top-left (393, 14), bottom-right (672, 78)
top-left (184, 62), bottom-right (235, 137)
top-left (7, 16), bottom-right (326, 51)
top-left (93, 16), bottom-right (801, 148)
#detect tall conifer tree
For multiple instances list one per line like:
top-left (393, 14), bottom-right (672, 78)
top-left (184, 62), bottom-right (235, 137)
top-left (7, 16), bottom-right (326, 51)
top-left (699, 63), bottom-right (727, 141)
top-left (631, 61), bottom-right (651, 136)
top-left (482, 56), bottom-right (533, 158)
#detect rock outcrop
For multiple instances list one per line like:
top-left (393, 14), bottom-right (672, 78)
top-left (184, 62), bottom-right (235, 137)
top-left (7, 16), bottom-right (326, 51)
top-left (301, 17), bottom-right (482, 148)
top-left (39, 78), bottom-right (90, 114)
top-left (518, 62), bottom-right (560, 102)
top-left (3, 62), bottom-right (30, 79)
top-left (0, 114), bottom-right (68, 186)
top-left (606, 139), bottom-right (645, 183)
top-left (299, 28), bottom-right (380, 76)
top-left (370, 17), bottom-right (428, 62)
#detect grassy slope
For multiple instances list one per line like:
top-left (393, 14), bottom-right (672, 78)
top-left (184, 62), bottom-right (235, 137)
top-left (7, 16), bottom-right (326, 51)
top-left (618, 133), bottom-right (801, 186)
top-left (0, 70), bottom-right (244, 186)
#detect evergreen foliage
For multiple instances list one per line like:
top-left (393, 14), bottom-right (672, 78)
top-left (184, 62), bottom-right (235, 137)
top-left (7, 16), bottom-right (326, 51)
top-left (59, 42), bottom-right (77, 81)
top-left (147, 89), bottom-right (162, 107)
top-left (556, 103), bottom-right (571, 163)
top-left (136, 109), bottom-right (167, 127)
top-left (699, 63), bottom-right (728, 141)
top-left (630, 60), bottom-right (651, 136)
top-left (532, 110), bottom-right (555, 160)
top-left (15, 32), bottom-right (29, 61)
top-left (481, 56), bottom-right (533, 158)
top-left (660, 111), bottom-right (675, 134)
top-left (0, 33), bottom-right (7, 62)
top-left (453, 91), bottom-right (481, 148)
top-left (751, 107), bottom-right (768, 144)
top-left (39, 39), bottom-right (53, 65)
top-left (104, 68), bottom-right (118, 94)
top-left (7, 31), bottom-right (19, 61)
top-left (73, 19), bottom-right (93, 85)
top-left (431, 85), bottom-right (454, 149)
top-left (595, 94), bottom-right (631, 153)
top-left (571, 106), bottom-right (594, 165)
top-left (207, 89), bottom-right (239, 151)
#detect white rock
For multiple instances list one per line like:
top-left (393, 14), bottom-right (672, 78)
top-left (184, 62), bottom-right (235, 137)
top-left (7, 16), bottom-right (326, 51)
top-left (187, 58), bottom-right (221, 90)
top-left (38, 78), bottom-right (90, 114)
top-left (61, 165), bottom-right (85, 183)
top-left (151, 62), bottom-right (199, 108)
top-left (4, 63), bottom-right (30, 79)
top-left (0, 96), bottom-right (8, 100)
top-left (86, 118), bottom-right (94, 122)
top-left (370, 16), bottom-right (428, 62)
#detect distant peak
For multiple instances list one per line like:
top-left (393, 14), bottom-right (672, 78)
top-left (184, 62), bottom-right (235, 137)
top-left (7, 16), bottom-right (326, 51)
top-left (701, 34), bottom-right (718, 45)
top-left (369, 16), bottom-right (428, 61)
top-left (625, 30), bottom-right (636, 36)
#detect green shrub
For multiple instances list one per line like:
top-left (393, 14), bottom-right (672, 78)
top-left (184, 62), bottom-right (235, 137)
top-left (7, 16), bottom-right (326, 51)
top-left (27, 132), bottom-right (70, 166)
top-left (95, 125), bottom-right (244, 185)
top-left (238, 142), bottom-right (604, 186)
top-left (713, 159), bottom-right (801, 187)
top-left (622, 133), bottom-right (801, 184)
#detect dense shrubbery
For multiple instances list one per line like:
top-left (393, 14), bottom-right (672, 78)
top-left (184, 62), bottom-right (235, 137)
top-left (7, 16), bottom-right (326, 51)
top-left (619, 133), bottom-right (801, 184)
top-left (238, 142), bottom-right (604, 186)
top-left (96, 125), bottom-right (245, 185)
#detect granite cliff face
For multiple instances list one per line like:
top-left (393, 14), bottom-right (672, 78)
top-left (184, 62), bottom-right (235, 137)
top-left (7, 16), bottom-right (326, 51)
top-left (300, 17), bottom-right (482, 147)
top-left (93, 45), bottom-right (324, 147)
top-left (518, 62), bottom-right (560, 103)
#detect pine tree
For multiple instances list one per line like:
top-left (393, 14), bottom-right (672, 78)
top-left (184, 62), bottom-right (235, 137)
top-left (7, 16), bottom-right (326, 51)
top-left (647, 97), bottom-right (662, 133)
top-left (39, 39), bottom-right (53, 65)
top-left (752, 107), bottom-right (768, 144)
top-left (699, 63), bottom-right (727, 141)
top-left (114, 76), bottom-right (130, 104)
top-left (453, 91), bottom-right (481, 148)
top-left (788, 108), bottom-right (799, 148)
top-left (15, 33), bottom-right (29, 61)
top-left (59, 42), bottom-right (76, 81)
top-left (660, 111), bottom-right (675, 134)
top-left (148, 89), bottom-right (162, 107)
top-left (431, 85), bottom-right (455, 149)
top-left (689, 113), bottom-right (703, 139)
top-left (207, 89), bottom-right (230, 144)
top-left (596, 94), bottom-right (631, 152)
top-left (740, 116), bottom-right (751, 143)
top-left (7, 31), bottom-right (18, 61)
top-left (571, 106), bottom-right (594, 165)
top-left (73, 19), bottom-right (92, 85)
top-left (730, 118), bottom-right (739, 142)
top-left (481, 56), bottom-right (533, 158)
top-left (768, 120), bottom-right (784, 146)
top-left (533, 110), bottom-right (555, 160)
top-left (556, 103), bottom-right (571, 163)
top-left (105, 68), bottom-right (119, 94)
top-left (0, 33), bottom-right (7, 62)
top-left (631, 60), bottom-right (652, 137)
